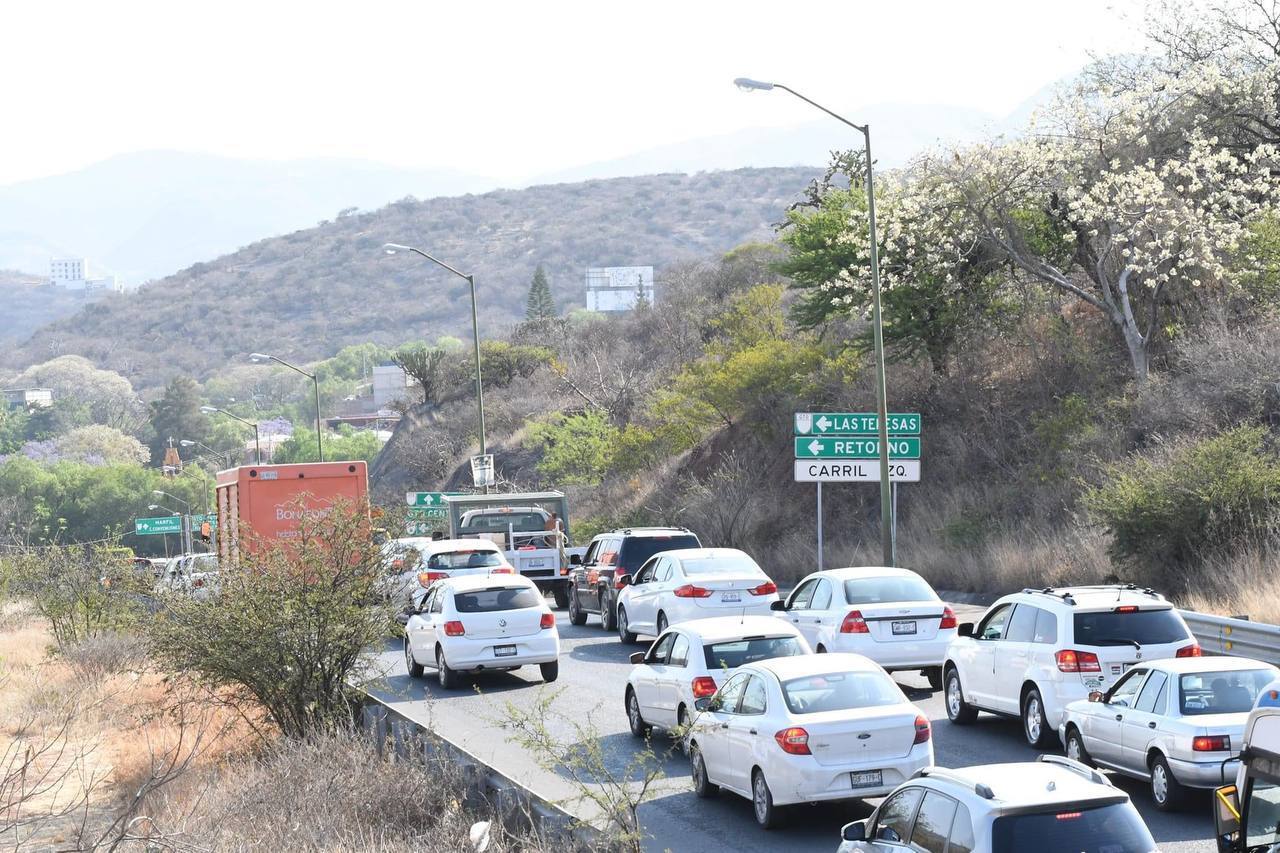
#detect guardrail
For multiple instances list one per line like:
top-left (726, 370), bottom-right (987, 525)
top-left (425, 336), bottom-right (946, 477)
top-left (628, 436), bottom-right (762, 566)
top-left (1181, 610), bottom-right (1280, 666)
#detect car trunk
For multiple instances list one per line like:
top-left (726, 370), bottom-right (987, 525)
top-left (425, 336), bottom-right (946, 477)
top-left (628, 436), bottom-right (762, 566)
top-left (687, 576), bottom-right (770, 609)
top-left (801, 706), bottom-right (920, 767)
top-left (859, 602), bottom-right (944, 642)
top-left (462, 608), bottom-right (545, 640)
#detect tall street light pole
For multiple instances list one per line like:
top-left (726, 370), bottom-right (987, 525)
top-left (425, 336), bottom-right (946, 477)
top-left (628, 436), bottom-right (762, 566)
top-left (382, 242), bottom-right (488, 492)
top-left (250, 353), bottom-right (323, 461)
top-left (153, 490), bottom-right (192, 554)
top-left (734, 77), bottom-right (895, 567)
top-left (179, 439), bottom-right (232, 470)
top-left (200, 406), bottom-right (262, 464)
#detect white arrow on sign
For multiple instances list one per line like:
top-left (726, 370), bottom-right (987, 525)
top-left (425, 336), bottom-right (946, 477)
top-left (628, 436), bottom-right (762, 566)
top-left (816, 416), bottom-right (831, 432)
top-left (808, 439), bottom-right (823, 456)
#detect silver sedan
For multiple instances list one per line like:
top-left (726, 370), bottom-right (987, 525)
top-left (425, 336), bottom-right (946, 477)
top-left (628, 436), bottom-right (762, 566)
top-left (1060, 655), bottom-right (1277, 811)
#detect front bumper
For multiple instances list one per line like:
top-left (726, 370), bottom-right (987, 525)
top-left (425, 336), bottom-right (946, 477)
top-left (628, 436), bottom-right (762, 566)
top-left (443, 633), bottom-right (560, 671)
top-left (1169, 756), bottom-right (1239, 789)
top-left (768, 742), bottom-right (934, 806)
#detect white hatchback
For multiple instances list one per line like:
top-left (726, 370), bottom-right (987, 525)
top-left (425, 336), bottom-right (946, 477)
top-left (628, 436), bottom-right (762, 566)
top-left (773, 566), bottom-right (955, 688)
top-left (404, 575), bottom-right (559, 689)
top-left (382, 537), bottom-right (514, 606)
top-left (687, 653), bottom-right (933, 829)
top-left (624, 615), bottom-right (811, 746)
top-left (614, 547), bottom-right (779, 643)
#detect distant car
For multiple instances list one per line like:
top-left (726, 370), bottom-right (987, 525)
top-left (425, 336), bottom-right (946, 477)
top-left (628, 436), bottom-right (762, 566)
top-left (567, 527), bottom-right (701, 630)
top-left (381, 537), bottom-right (514, 606)
top-left (624, 615), bottom-right (810, 749)
top-left (154, 553), bottom-right (219, 599)
top-left (614, 547), bottom-right (779, 644)
top-left (836, 755), bottom-right (1157, 853)
top-left (772, 566), bottom-right (955, 689)
top-left (1060, 656), bottom-right (1279, 810)
top-left (404, 574), bottom-right (560, 689)
top-left (687, 653), bottom-right (932, 829)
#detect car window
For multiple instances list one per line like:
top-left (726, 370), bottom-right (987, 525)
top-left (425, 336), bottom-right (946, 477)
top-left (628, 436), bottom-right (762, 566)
top-left (909, 790), bottom-right (958, 853)
top-left (875, 786), bottom-right (924, 844)
top-left (1033, 608), bottom-right (1058, 644)
top-left (1072, 608), bottom-right (1190, 647)
top-left (428, 549), bottom-right (504, 570)
top-left (810, 579), bottom-right (833, 611)
top-left (1135, 671), bottom-right (1168, 713)
top-left (632, 558), bottom-right (657, 584)
top-left (1108, 668), bottom-right (1148, 708)
top-left (583, 540), bottom-right (601, 565)
top-left (1153, 677), bottom-right (1169, 715)
top-left (654, 559), bottom-right (673, 583)
top-left (703, 636), bottom-right (807, 670)
top-left (949, 802), bottom-right (976, 853)
top-left (452, 586), bottom-right (541, 613)
top-left (782, 670), bottom-right (903, 714)
top-left (1180, 668), bottom-right (1276, 715)
top-left (711, 673), bottom-right (749, 713)
top-left (416, 588), bottom-right (434, 612)
top-left (617, 534), bottom-right (700, 571)
top-left (648, 632), bottom-right (677, 664)
top-left (1005, 605), bottom-right (1039, 643)
top-left (990, 802), bottom-right (1156, 852)
top-left (789, 578), bottom-right (818, 610)
top-left (430, 590), bottom-right (444, 614)
top-left (977, 603), bottom-right (1012, 641)
top-left (738, 676), bottom-right (768, 715)
top-left (843, 575), bottom-right (936, 605)
top-left (669, 634), bottom-right (690, 667)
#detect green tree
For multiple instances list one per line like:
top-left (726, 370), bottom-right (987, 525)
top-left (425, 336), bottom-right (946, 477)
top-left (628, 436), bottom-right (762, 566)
top-left (148, 377), bottom-right (210, 464)
top-left (272, 425), bottom-right (383, 464)
top-left (524, 265), bottom-right (557, 322)
top-left (479, 341), bottom-right (554, 387)
top-left (526, 410), bottom-right (619, 486)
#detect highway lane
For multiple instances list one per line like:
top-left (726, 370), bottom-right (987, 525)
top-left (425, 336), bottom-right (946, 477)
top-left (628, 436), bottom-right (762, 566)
top-left (363, 606), bottom-right (1216, 852)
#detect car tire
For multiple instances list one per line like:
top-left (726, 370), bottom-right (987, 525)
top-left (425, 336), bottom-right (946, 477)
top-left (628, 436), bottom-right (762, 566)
top-left (404, 639), bottom-right (424, 679)
top-left (539, 660), bottom-right (559, 683)
top-left (600, 591), bottom-right (618, 632)
top-left (626, 687), bottom-right (650, 737)
top-left (752, 769), bottom-right (784, 829)
top-left (691, 744), bottom-right (717, 798)
top-left (568, 589), bottom-right (588, 626)
top-left (437, 646), bottom-right (460, 690)
top-left (945, 666), bottom-right (979, 724)
top-left (552, 585), bottom-right (570, 610)
top-left (618, 606), bottom-right (638, 644)
top-left (1064, 725), bottom-right (1092, 767)
top-left (925, 667), bottom-right (944, 691)
top-left (1150, 753), bottom-right (1190, 811)
top-left (1022, 686), bottom-right (1054, 748)
top-left (656, 611), bottom-right (669, 635)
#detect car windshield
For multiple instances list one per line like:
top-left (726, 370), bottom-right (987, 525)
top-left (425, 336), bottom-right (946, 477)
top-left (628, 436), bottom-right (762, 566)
top-left (991, 803), bottom-right (1156, 853)
top-left (681, 555), bottom-right (760, 577)
top-left (781, 671), bottom-right (901, 714)
top-left (1246, 781), bottom-right (1280, 848)
top-left (428, 549), bottom-right (504, 570)
top-left (460, 512), bottom-right (547, 533)
top-left (843, 576), bottom-right (935, 605)
top-left (452, 586), bottom-right (541, 613)
top-left (703, 636), bottom-right (806, 670)
top-left (1072, 609), bottom-right (1189, 647)
top-left (619, 535), bottom-right (699, 570)
top-left (1179, 669), bottom-right (1275, 715)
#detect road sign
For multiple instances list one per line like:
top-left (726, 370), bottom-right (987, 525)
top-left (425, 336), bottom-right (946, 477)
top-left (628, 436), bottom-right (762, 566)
top-left (794, 437), bottom-right (921, 459)
top-left (134, 516), bottom-right (182, 536)
top-left (406, 492), bottom-right (451, 507)
top-left (470, 455), bottom-right (495, 488)
top-left (794, 459), bottom-right (921, 483)
top-left (190, 513), bottom-right (216, 526)
top-left (795, 412), bottom-right (921, 436)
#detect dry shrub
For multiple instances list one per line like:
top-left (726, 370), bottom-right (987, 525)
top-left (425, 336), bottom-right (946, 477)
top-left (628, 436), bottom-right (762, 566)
top-left (1182, 540), bottom-right (1280, 624)
top-left (62, 632), bottom-right (147, 682)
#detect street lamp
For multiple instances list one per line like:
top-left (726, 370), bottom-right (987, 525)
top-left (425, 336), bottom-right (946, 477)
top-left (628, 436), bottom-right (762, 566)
top-left (382, 242), bottom-right (488, 491)
top-left (250, 352), bottom-right (323, 461)
top-left (735, 76), bottom-right (895, 567)
top-left (200, 406), bottom-right (261, 464)
top-left (153, 490), bottom-right (192, 554)
top-left (179, 439), bottom-right (232, 469)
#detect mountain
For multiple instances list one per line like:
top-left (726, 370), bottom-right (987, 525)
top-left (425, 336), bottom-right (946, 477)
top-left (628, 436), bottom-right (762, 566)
top-left (5, 167), bottom-right (820, 390)
top-left (0, 270), bottom-right (111, 353)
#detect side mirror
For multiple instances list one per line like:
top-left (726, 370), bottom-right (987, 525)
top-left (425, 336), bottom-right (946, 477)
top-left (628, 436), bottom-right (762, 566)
top-left (629, 652), bottom-right (645, 665)
top-left (770, 600), bottom-right (787, 612)
top-left (1088, 690), bottom-right (1104, 703)
top-left (958, 622), bottom-right (974, 638)
top-left (694, 697), bottom-right (712, 713)
top-left (1214, 784), bottom-right (1241, 843)
top-left (841, 820), bottom-right (868, 842)
top-left (616, 574), bottom-right (632, 588)
top-left (570, 554), bottom-right (582, 565)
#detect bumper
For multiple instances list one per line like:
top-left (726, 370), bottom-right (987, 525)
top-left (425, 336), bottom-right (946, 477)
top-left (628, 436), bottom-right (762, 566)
top-left (444, 633), bottom-right (560, 671)
top-left (767, 742), bottom-right (934, 807)
top-left (1169, 756), bottom-right (1238, 789)
top-left (676, 599), bottom-right (776, 624)
top-left (829, 635), bottom-right (950, 670)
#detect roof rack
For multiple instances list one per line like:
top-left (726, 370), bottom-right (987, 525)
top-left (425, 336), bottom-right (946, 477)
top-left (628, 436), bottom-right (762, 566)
top-left (913, 767), bottom-right (996, 800)
top-left (1019, 583), bottom-right (1164, 607)
top-left (618, 526), bottom-right (690, 535)
top-left (1037, 754), bottom-right (1113, 787)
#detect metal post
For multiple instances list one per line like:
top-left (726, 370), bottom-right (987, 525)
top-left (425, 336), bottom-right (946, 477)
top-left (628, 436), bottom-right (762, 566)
top-left (253, 424), bottom-right (262, 465)
top-left (312, 375), bottom-right (323, 461)
top-left (891, 482), bottom-right (898, 567)
top-left (816, 482), bottom-right (824, 571)
top-left (467, 274), bottom-right (489, 494)
top-left (862, 125), bottom-right (894, 567)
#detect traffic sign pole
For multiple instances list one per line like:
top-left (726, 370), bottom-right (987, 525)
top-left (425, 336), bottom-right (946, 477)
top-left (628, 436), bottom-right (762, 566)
top-left (816, 483), bottom-right (824, 572)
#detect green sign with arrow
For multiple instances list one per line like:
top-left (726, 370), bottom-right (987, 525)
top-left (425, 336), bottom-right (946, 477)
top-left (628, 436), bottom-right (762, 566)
top-left (794, 436), bottom-right (921, 459)
top-left (135, 515), bottom-right (182, 536)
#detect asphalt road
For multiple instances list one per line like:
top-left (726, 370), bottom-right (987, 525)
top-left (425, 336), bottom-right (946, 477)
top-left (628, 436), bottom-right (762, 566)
top-left (363, 605), bottom-right (1216, 853)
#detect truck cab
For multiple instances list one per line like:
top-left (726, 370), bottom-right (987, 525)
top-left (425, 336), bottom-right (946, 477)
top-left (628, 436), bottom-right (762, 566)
top-left (1213, 681), bottom-right (1280, 851)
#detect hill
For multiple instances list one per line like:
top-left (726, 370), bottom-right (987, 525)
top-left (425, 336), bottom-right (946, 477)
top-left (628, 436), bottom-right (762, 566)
top-left (0, 271), bottom-right (111, 352)
top-left (6, 167), bottom-right (819, 389)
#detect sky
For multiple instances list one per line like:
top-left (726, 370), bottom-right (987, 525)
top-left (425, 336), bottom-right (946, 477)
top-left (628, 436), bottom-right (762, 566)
top-left (0, 0), bottom-right (1149, 186)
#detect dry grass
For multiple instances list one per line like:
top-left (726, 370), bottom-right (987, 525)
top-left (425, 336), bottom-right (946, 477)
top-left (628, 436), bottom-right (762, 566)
top-left (1181, 544), bottom-right (1280, 624)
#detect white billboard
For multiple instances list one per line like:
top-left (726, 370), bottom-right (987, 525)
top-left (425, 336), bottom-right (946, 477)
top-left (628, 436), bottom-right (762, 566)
top-left (585, 266), bottom-right (655, 312)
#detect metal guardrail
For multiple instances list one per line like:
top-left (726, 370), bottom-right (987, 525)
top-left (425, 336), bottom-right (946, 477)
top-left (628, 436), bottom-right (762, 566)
top-left (1181, 610), bottom-right (1280, 665)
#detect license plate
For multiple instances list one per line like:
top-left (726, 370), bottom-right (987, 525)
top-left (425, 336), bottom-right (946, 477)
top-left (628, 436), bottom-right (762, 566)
top-left (721, 592), bottom-right (741, 603)
top-left (891, 620), bottom-right (917, 635)
top-left (526, 558), bottom-right (548, 568)
top-left (850, 770), bottom-right (883, 788)
top-left (1083, 676), bottom-right (1104, 690)
top-left (494, 645), bottom-right (517, 657)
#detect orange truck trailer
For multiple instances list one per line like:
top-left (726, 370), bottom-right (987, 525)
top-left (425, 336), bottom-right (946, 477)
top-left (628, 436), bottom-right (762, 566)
top-left (215, 461), bottom-right (368, 562)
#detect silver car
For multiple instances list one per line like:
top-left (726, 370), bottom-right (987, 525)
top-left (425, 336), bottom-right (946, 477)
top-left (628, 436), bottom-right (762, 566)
top-left (1060, 655), bottom-right (1278, 811)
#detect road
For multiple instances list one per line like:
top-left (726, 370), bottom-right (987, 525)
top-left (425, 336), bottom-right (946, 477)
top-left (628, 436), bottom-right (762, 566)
top-left (362, 605), bottom-right (1216, 853)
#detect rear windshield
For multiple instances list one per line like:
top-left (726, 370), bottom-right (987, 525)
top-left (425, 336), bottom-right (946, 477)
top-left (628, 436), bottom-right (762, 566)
top-left (460, 512), bottom-right (547, 533)
top-left (991, 803), bottom-right (1156, 853)
top-left (703, 636), bottom-right (806, 670)
top-left (843, 576), bottom-right (935, 605)
top-left (619, 535), bottom-right (700, 570)
top-left (782, 671), bottom-right (901, 714)
top-left (452, 586), bottom-right (541, 613)
top-left (1072, 609), bottom-right (1189, 647)
top-left (1179, 668), bottom-right (1275, 715)
top-left (429, 549), bottom-right (504, 570)
top-left (681, 555), bottom-right (761, 577)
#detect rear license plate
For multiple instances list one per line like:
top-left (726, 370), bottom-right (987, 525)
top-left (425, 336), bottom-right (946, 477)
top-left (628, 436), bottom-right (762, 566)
top-left (494, 645), bottom-right (517, 657)
top-left (850, 770), bottom-right (883, 788)
top-left (891, 620), bottom-right (917, 635)
top-left (721, 592), bottom-right (741, 603)
top-left (526, 558), bottom-right (548, 568)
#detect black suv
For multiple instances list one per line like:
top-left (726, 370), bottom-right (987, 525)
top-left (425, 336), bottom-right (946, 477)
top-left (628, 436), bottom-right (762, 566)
top-left (566, 527), bottom-right (700, 629)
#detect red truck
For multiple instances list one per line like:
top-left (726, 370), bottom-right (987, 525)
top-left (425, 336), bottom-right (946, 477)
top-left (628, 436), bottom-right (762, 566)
top-left (215, 461), bottom-right (369, 562)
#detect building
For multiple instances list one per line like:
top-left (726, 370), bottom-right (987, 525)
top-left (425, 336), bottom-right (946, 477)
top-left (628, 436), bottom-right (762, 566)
top-left (372, 364), bottom-right (413, 410)
top-left (49, 257), bottom-right (123, 292)
top-left (585, 266), bottom-right (655, 312)
top-left (3, 388), bottom-right (54, 411)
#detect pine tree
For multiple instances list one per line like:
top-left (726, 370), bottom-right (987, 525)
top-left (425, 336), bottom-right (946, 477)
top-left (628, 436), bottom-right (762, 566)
top-left (525, 266), bottom-right (557, 321)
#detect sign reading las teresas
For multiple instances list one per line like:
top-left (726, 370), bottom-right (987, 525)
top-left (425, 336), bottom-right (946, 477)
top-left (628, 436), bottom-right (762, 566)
top-left (795, 412), bottom-right (920, 435)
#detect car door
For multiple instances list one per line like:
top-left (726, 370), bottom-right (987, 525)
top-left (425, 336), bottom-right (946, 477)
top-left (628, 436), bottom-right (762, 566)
top-left (781, 578), bottom-right (819, 635)
top-left (1088, 667), bottom-right (1148, 766)
top-left (1120, 669), bottom-right (1170, 775)
top-left (966, 603), bottom-right (1012, 707)
top-left (866, 785), bottom-right (925, 848)
top-left (906, 790), bottom-right (961, 853)
top-left (636, 632), bottom-right (676, 718)
top-left (992, 604), bottom-right (1039, 714)
top-left (408, 587), bottom-right (436, 659)
top-left (629, 557), bottom-right (667, 631)
top-left (793, 578), bottom-right (834, 648)
top-left (723, 674), bottom-right (768, 794)
top-left (575, 538), bottom-right (602, 609)
top-left (697, 673), bottom-right (749, 788)
top-left (657, 632), bottom-right (692, 726)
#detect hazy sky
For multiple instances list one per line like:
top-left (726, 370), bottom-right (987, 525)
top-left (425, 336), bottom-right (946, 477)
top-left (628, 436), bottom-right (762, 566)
top-left (1, 0), bottom-right (1147, 186)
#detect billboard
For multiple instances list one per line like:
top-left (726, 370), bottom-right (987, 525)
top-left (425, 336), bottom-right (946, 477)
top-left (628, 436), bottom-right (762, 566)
top-left (585, 266), bottom-right (655, 312)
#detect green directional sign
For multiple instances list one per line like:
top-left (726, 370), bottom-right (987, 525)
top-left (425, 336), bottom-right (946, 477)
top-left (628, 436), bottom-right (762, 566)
top-left (795, 412), bottom-right (921, 436)
top-left (794, 436), bottom-right (921, 459)
top-left (135, 515), bottom-right (182, 536)
top-left (405, 492), bottom-right (462, 522)
top-left (191, 513), bottom-right (217, 526)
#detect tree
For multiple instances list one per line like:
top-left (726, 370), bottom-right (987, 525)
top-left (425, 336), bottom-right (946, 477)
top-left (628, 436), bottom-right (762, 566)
top-left (148, 377), bottom-right (210, 463)
top-left (524, 265), bottom-right (557, 322)
top-left (54, 425), bottom-right (150, 466)
top-left (15, 355), bottom-right (142, 432)
top-left (392, 344), bottom-right (448, 406)
top-left (272, 425), bottom-right (383, 464)
top-left (526, 410), bottom-right (619, 486)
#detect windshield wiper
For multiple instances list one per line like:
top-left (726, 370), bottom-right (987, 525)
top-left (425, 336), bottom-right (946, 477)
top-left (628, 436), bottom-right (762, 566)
top-left (1095, 637), bottom-right (1142, 651)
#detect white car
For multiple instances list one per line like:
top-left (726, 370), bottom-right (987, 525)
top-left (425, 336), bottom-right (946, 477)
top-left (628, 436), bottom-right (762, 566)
top-left (624, 615), bottom-right (811, 747)
top-left (772, 566), bottom-right (955, 688)
top-left (687, 653), bottom-right (933, 829)
top-left (381, 537), bottom-right (514, 605)
top-left (1060, 656), bottom-right (1278, 810)
top-left (153, 553), bottom-right (219, 599)
top-left (837, 755), bottom-right (1157, 852)
top-left (944, 584), bottom-right (1200, 748)
top-left (614, 547), bottom-right (779, 643)
top-left (404, 574), bottom-right (559, 689)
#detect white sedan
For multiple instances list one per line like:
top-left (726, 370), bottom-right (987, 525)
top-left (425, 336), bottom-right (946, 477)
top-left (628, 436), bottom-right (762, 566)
top-left (382, 537), bottom-right (515, 607)
top-left (404, 574), bottom-right (559, 689)
top-left (687, 653), bottom-right (934, 829)
top-left (614, 547), bottom-right (779, 643)
top-left (773, 566), bottom-right (955, 689)
top-left (624, 615), bottom-right (811, 747)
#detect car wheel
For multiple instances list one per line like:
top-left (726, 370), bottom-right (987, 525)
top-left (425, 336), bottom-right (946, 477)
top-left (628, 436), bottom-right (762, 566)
top-left (618, 606), bottom-right (638, 644)
top-left (404, 638), bottom-right (424, 679)
top-left (567, 589), bottom-right (587, 626)
top-left (925, 666), bottom-right (944, 691)
top-left (1064, 725), bottom-right (1092, 767)
top-left (945, 666), bottom-right (978, 724)
top-left (656, 611), bottom-right (668, 635)
top-left (752, 769), bottom-right (784, 829)
top-left (1150, 754), bottom-right (1190, 811)
top-left (676, 704), bottom-right (691, 756)
top-left (600, 591), bottom-right (618, 632)
top-left (626, 688), bottom-right (650, 737)
top-left (552, 585), bottom-right (570, 610)
top-left (539, 660), bottom-right (559, 683)
top-left (437, 646), bottom-right (460, 690)
top-left (690, 744), bottom-right (717, 798)
top-left (1022, 687), bottom-right (1054, 748)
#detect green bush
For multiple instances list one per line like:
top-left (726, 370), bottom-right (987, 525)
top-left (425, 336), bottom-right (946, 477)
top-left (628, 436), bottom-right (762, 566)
top-left (526, 410), bottom-right (619, 486)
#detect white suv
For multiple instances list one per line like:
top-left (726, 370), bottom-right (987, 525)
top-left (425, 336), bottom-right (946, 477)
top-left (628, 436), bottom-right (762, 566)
top-left (837, 756), bottom-right (1158, 852)
top-left (943, 584), bottom-right (1199, 747)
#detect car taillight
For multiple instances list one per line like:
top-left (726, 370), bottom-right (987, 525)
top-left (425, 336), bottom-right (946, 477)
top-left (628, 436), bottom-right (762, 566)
top-left (540, 612), bottom-right (555, 629)
top-left (749, 581), bottom-right (778, 596)
top-left (840, 610), bottom-right (869, 634)
top-left (614, 575), bottom-right (631, 590)
top-left (1114, 605), bottom-right (1139, 613)
top-left (444, 621), bottom-right (465, 637)
top-left (1055, 650), bottom-right (1101, 673)
top-left (1056, 812), bottom-right (1083, 821)
top-left (774, 727), bottom-right (811, 755)
top-left (939, 607), bottom-right (957, 630)
top-left (489, 567), bottom-right (514, 574)
top-left (1193, 735), bottom-right (1231, 752)
top-left (192, 578), bottom-right (204, 588)
top-left (419, 571), bottom-right (448, 586)
top-left (674, 584), bottom-right (713, 598)
top-left (913, 714), bottom-right (931, 744)
top-left (691, 676), bottom-right (717, 698)
top-left (1177, 644), bottom-right (1202, 658)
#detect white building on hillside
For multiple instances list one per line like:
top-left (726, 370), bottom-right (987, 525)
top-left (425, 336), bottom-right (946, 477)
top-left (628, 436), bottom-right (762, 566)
top-left (49, 257), bottom-right (123, 292)
top-left (372, 364), bottom-right (413, 409)
top-left (585, 266), bottom-right (655, 312)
